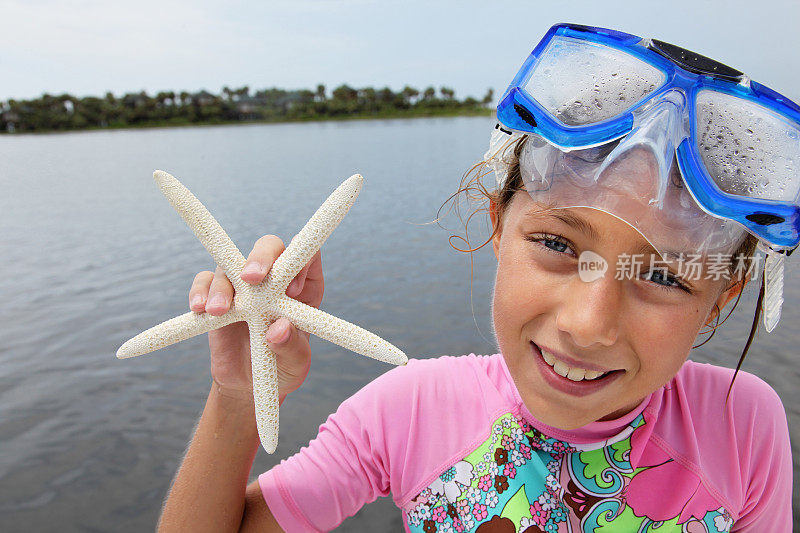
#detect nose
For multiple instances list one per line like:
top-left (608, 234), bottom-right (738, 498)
top-left (556, 273), bottom-right (621, 348)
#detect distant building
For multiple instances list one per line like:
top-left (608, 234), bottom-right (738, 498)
top-left (2, 110), bottom-right (20, 132)
top-left (235, 96), bottom-right (261, 119)
top-left (274, 91), bottom-right (308, 113)
top-left (192, 91), bottom-right (216, 107)
top-left (123, 92), bottom-right (148, 108)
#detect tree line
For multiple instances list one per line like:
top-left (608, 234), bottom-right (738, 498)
top-left (0, 84), bottom-right (494, 133)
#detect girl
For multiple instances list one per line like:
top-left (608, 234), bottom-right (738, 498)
top-left (158, 24), bottom-right (795, 531)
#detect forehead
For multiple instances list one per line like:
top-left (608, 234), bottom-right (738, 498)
top-left (514, 202), bottom-right (739, 292)
top-left (515, 197), bottom-right (688, 260)
top-left (515, 137), bottom-right (740, 256)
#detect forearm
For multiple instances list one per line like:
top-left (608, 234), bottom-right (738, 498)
top-left (158, 384), bottom-right (269, 532)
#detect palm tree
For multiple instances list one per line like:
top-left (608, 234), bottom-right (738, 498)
top-left (234, 86), bottom-right (249, 101)
top-left (332, 84), bottom-right (358, 102)
top-left (401, 85), bottom-right (419, 105)
top-left (156, 91), bottom-right (172, 107)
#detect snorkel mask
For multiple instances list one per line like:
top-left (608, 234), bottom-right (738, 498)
top-left (486, 23), bottom-right (800, 331)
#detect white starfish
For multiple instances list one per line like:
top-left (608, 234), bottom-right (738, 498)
top-left (117, 170), bottom-right (407, 453)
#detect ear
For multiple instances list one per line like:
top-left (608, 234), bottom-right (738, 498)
top-left (489, 199), bottom-right (502, 259)
top-left (706, 275), bottom-right (748, 325)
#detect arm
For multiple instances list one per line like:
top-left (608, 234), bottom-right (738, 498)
top-left (157, 385), bottom-right (282, 532)
top-left (157, 235), bottom-right (323, 532)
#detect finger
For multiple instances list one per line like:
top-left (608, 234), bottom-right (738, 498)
top-left (265, 318), bottom-right (311, 393)
top-left (265, 317), bottom-right (293, 345)
top-left (241, 235), bottom-right (286, 285)
top-left (189, 271), bottom-right (215, 312)
top-left (267, 317), bottom-right (309, 351)
top-left (287, 260), bottom-right (311, 297)
top-left (205, 266), bottom-right (235, 316)
top-left (295, 250), bottom-right (324, 307)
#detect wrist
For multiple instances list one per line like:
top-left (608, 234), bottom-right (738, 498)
top-left (212, 377), bottom-right (254, 402)
top-left (210, 380), bottom-right (257, 415)
top-left (210, 380), bottom-right (288, 414)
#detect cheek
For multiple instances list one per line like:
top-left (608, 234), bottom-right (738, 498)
top-left (491, 259), bottom-right (518, 335)
top-left (632, 304), bottom-right (706, 373)
top-left (492, 243), bottom-right (530, 333)
top-left (492, 240), bottom-right (562, 333)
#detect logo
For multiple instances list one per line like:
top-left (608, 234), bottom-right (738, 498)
top-left (578, 251), bottom-right (607, 282)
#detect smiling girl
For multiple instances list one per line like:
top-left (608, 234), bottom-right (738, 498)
top-left (158, 24), bottom-right (795, 532)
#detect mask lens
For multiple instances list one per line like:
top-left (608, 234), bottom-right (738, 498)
top-left (519, 136), bottom-right (746, 255)
top-left (695, 90), bottom-right (800, 203)
top-left (522, 36), bottom-right (666, 126)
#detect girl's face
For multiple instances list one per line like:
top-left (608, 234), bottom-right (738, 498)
top-left (490, 190), bottom-right (743, 430)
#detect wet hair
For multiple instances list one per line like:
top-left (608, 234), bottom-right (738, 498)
top-left (438, 135), bottom-right (762, 398)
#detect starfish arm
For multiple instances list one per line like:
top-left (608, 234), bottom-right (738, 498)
top-left (267, 174), bottom-right (363, 294)
top-left (153, 170), bottom-right (248, 293)
top-left (273, 295), bottom-right (408, 366)
top-left (116, 307), bottom-right (244, 359)
top-left (248, 318), bottom-right (280, 453)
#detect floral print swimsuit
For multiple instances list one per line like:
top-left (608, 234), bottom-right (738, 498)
top-left (404, 412), bottom-right (731, 532)
top-left (259, 354), bottom-right (792, 532)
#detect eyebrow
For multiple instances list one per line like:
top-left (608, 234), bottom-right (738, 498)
top-left (546, 211), bottom-right (602, 242)
top-left (526, 209), bottom-right (682, 259)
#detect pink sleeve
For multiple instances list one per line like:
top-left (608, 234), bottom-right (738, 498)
top-left (728, 372), bottom-right (793, 531)
top-left (258, 372), bottom-right (399, 532)
top-left (257, 355), bottom-right (497, 532)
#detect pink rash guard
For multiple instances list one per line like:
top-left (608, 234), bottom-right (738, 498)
top-left (258, 354), bottom-right (792, 532)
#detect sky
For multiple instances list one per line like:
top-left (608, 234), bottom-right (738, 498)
top-left (3, 0), bottom-right (800, 103)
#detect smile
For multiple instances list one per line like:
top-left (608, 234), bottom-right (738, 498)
top-left (539, 348), bottom-right (607, 381)
top-left (531, 342), bottom-right (623, 396)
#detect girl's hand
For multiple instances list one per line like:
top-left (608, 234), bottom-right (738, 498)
top-left (187, 234), bottom-right (324, 403)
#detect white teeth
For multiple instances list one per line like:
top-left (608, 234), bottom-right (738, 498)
top-left (566, 368), bottom-right (586, 381)
top-left (584, 369), bottom-right (603, 380)
top-left (539, 348), bottom-right (607, 382)
top-left (552, 360), bottom-right (570, 377)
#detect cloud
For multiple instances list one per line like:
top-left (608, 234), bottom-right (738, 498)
top-left (1, 0), bottom-right (799, 102)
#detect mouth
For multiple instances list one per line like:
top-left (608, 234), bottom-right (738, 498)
top-left (531, 342), bottom-right (623, 396)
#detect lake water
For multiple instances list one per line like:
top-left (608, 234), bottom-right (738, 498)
top-left (0, 117), bottom-right (797, 531)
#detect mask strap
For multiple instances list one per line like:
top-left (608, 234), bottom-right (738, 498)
top-left (759, 242), bottom-right (785, 332)
top-left (485, 124), bottom-right (523, 187)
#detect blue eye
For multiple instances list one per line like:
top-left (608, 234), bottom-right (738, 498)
top-left (525, 234), bottom-right (574, 256)
top-left (643, 268), bottom-right (689, 292)
top-left (544, 238), bottom-right (569, 253)
top-left (524, 232), bottom-right (693, 294)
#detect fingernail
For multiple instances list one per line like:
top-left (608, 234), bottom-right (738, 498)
top-left (242, 262), bottom-right (262, 277)
top-left (190, 295), bottom-right (204, 309)
top-left (266, 320), bottom-right (290, 344)
top-left (208, 294), bottom-right (227, 308)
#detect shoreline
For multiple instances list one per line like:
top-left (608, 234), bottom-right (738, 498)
top-left (0, 107), bottom-right (493, 136)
